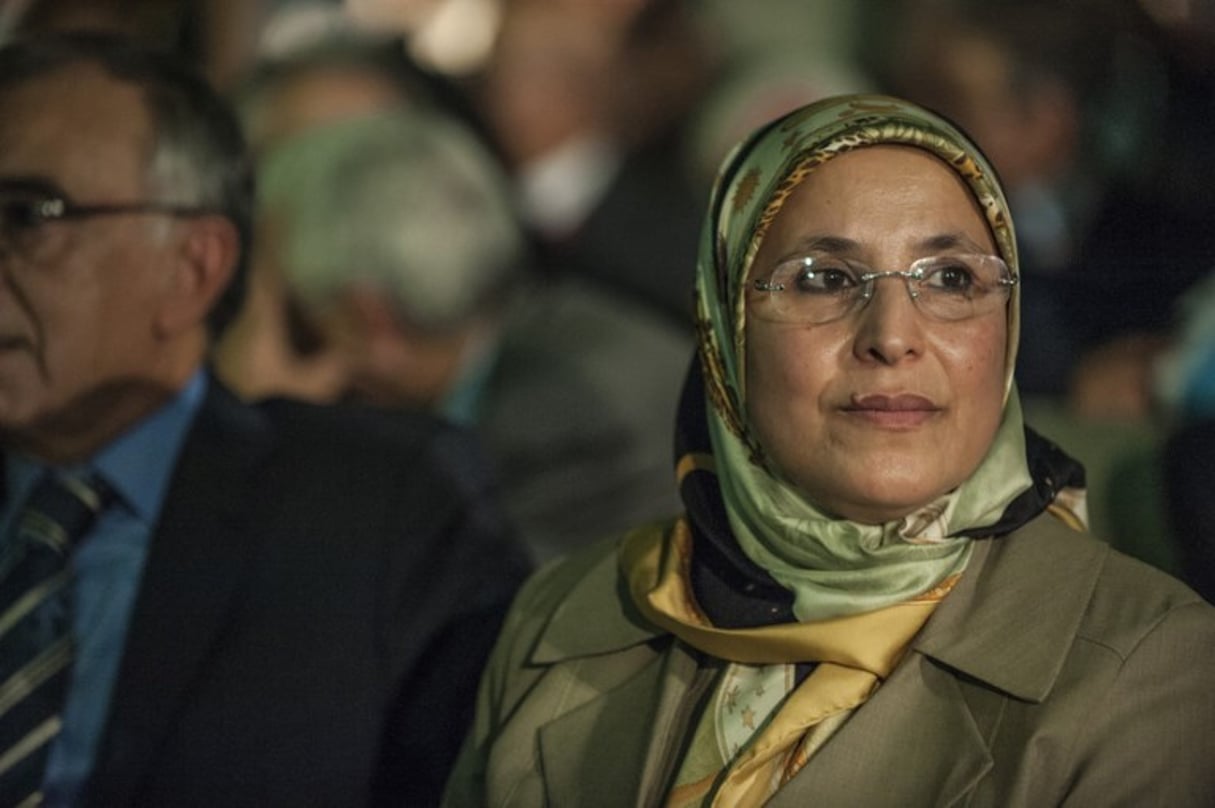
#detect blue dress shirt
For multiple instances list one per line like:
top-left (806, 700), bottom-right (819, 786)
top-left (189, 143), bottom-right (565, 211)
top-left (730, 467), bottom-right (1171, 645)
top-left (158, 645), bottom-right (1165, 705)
top-left (0, 371), bottom-right (207, 806)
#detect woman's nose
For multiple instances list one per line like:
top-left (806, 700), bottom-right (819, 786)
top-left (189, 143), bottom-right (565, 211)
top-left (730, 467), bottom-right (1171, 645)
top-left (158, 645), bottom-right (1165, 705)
top-left (851, 277), bottom-right (925, 364)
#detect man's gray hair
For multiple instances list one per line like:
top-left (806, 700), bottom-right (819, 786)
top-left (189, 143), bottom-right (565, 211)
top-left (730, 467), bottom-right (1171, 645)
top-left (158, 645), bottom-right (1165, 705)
top-left (260, 109), bottom-right (524, 331)
top-left (0, 31), bottom-right (254, 335)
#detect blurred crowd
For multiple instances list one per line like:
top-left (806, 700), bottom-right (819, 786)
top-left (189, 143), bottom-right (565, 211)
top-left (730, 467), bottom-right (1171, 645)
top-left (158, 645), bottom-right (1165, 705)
top-left (3, 0), bottom-right (1212, 591)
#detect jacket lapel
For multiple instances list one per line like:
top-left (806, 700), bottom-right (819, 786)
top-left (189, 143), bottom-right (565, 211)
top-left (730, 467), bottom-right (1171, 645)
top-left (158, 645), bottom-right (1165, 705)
top-left (530, 531), bottom-right (661, 664)
top-left (769, 655), bottom-right (993, 807)
top-left (773, 518), bottom-right (1108, 806)
top-left (86, 381), bottom-right (274, 806)
top-left (527, 515), bottom-right (1108, 807)
top-left (537, 642), bottom-right (706, 807)
top-left (915, 516), bottom-right (1108, 702)
top-left (531, 530), bottom-right (714, 806)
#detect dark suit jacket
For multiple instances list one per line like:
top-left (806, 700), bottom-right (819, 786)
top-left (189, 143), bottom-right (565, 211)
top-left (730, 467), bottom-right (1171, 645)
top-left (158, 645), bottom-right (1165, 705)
top-left (70, 380), bottom-right (528, 807)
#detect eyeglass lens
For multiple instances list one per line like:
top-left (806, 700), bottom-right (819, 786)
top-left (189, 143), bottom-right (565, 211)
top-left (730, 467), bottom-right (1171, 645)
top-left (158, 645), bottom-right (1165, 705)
top-left (751, 254), bottom-right (1013, 324)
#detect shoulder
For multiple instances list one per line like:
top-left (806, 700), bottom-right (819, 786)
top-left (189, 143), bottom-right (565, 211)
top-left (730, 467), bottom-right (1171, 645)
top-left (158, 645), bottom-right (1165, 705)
top-left (192, 375), bottom-right (517, 551)
top-left (252, 396), bottom-right (497, 500)
top-left (494, 534), bottom-right (633, 662)
top-left (924, 512), bottom-right (1212, 703)
top-left (446, 527), bottom-right (670, 806)
top-left (478, 524), bottom-right (669, 702)
top-left (908, 514), bottom-right (1215, 802)
top-left (210, 391), bottom-right (524, 590)
top-left (1011, 513), bottom-right (1212, 650)
top-left (256, 395), bottom-right (462, 454)
top-left (995, 512), bottom-right (1209, 649)
top-left (1066, 535), bottom-right (1215, 802)
top-left (202, 376), bottom-right (459, 459)
top-left (965, 515), bottom-right (1215, 802)
top-left (1078, 535), bottom-right (1213, 659)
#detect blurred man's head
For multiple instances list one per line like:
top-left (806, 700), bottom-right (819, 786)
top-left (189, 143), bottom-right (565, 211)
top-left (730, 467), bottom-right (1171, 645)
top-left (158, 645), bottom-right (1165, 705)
top-left (236, 41), bottom-right (431, 151)
top-left (0, 32), bottom-right (252, 461)
top-left (888, 2), bottom-right (1110, 189)
top-left (257, 109), bottom-right (525, 410)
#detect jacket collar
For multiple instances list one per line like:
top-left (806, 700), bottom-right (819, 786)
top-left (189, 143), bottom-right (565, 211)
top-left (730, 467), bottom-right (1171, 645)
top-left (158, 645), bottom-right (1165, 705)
top-left (534, 514), bottom-right (1104, 703)
top-left (528, 514), bottom-right (1105, 805)
top-left (914, 513), bottom-right (1107, 702)
top-left (770, 516), bottom-right (1107, 806)
top-left (531, 529), bottom-right (666, 664)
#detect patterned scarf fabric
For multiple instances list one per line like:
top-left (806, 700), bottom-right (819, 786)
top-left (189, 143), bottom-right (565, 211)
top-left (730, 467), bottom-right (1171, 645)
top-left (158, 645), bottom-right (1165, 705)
top-left (618, 94), bottom-right (1088, 806)
top-left (624, 519), bottom-right (959, 806)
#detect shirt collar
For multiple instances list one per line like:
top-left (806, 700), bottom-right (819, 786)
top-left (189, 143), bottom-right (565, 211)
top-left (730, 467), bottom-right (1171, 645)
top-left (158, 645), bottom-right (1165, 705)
top-left (91, 370), bottom-right (207, 524)
top-left (5, 370), bottom-right (208, 525)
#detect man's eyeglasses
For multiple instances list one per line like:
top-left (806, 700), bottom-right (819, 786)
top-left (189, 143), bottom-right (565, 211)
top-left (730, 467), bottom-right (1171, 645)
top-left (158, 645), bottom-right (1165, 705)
top-left (750, 253), bottom-right (1018, 325)
top-left (0, 182), bottom-right (214, 263)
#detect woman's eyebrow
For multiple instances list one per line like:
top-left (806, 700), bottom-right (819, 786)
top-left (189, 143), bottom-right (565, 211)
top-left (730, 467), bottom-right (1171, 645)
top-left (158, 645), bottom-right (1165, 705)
top-left (774, 233), bottom-right (990, 263)
top-left (786, 235), bottom-right (860, 255)
top-left (916, 232), bottom-right (988, 252)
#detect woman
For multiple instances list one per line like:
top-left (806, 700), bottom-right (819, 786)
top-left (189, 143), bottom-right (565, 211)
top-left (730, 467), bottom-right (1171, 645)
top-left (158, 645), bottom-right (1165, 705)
top-left (443, 95), bottom-right (1215, 806)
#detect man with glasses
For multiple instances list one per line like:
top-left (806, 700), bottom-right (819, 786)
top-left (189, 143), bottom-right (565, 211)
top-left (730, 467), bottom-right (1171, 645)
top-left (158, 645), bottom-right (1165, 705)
top-left (0, 32), bottom-right (528, 807)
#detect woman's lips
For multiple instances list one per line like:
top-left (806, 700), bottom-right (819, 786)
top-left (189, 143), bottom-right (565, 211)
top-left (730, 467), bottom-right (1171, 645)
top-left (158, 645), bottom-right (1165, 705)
top-left (842, 394), bottom-right (942, 428)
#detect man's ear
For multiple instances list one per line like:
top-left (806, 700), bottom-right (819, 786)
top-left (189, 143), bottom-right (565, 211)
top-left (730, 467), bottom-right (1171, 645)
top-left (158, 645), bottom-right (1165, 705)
top-left (155, 214), bottom-right (240, 338)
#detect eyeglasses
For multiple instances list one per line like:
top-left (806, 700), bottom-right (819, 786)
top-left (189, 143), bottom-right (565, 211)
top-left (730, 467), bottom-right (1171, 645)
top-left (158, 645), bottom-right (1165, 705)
top-left (0, 181), bottom-right (214, 264)
top-left (750, 253), bottom-right (1017, 324)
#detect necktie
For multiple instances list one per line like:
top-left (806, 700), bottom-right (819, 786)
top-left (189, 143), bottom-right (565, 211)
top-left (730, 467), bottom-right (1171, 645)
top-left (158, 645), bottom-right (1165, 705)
top-left (0, 473), bottom-right (111, 807)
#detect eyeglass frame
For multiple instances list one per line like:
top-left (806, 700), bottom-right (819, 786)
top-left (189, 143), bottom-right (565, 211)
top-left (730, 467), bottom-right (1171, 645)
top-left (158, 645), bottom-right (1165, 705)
top-left (0, 177), bottom-right (217, 261)
top-left (22, 197), bottom-right (216, 222)
top-left (750, 252), bottom-right (1018, 325)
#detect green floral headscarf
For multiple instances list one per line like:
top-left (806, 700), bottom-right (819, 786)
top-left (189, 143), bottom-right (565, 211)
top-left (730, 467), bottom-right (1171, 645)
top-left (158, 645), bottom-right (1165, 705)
top-left (695, 94), bottom-right (1033, 621)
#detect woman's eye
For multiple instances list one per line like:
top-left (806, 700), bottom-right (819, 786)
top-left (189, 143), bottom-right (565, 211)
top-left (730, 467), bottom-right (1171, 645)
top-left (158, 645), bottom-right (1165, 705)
top-left (791, 262), bottom-right (857, 294)
top-left (924, 263), bottom-right (977, 293)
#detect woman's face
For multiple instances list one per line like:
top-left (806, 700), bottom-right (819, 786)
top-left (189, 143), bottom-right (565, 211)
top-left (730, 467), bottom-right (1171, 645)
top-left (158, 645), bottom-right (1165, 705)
top-left (744, 145), bottom-right (1008, 524)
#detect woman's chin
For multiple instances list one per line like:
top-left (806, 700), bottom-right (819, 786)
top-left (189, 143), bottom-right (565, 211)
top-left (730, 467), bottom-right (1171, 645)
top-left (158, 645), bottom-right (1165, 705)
top-left (793, 462), bottom-right (963, 526)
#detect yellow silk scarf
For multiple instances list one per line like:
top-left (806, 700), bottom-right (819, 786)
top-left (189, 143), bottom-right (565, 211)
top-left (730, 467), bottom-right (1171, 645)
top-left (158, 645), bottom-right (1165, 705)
top-left (621, 522), bottom-right (957, 806)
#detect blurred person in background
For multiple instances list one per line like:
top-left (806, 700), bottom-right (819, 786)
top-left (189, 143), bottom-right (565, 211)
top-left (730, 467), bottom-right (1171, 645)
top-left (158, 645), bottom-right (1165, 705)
top-left (870, 0), bottom-right (1215, 606)
top-left (475, 0), bottom-right (710, 327)
top-left (231, 8), bottom-right (494, 149)
top-left (1163, 415), bottom-right (1215, 603)
top-left (238, 38), bottom-right (442, 149)
top-left (683, 53), bottom-right (875, 192)
top-left (4, 0), bottom-right (190, 42)
top-left (880, 0), bottom-right (1215, 413)
top-left (685, 0), bottom-right (873, 190)
top-left (217, 38), bottom-right (499, 405)
top-left (0, 31), bottom-right (527, 806)
top-left (1156, 273), bottom-right (1215, 424)
top-left (879, 0), bottom-right (1108, 398)
top-left (217, 84), bottom-right (690, 562)
top-left (1157, 272), bottom-right (1215, 602)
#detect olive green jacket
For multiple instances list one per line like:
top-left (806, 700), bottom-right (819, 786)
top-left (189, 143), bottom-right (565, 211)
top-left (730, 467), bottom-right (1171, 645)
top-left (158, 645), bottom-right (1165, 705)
top-left (444, 514), bottom-right (1215, 807)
